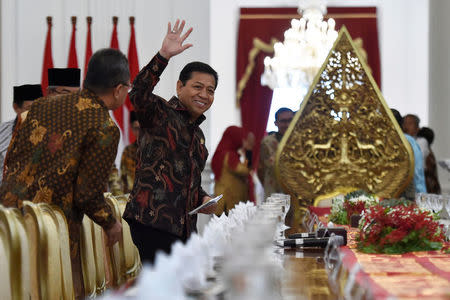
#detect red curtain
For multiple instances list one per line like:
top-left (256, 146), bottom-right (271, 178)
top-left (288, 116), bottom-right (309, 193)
top-left (67, 16), bottom-right (79, 68)
top-left (237, 7), bottom-right (380, 171)
top-left (41, 16), bottom-right (54, 96)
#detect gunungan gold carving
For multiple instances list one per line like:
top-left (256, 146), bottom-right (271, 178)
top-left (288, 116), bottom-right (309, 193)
top-left (275, 26), bottom-right (414, 225)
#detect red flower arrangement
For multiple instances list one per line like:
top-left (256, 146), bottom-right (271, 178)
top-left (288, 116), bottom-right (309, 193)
top-left (357, 204), bottom-right (446, 254)
top-left (343, 200), bottom-right (365, 222)
top-left (329, 190), bottom-right (379, 225)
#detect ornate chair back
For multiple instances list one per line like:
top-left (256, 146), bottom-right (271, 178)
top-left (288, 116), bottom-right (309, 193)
top-left (116, 195), bottom-right (141, 280)
top-left (22, 201), bottom-right (74, 300)
top-left (92, 221), bottom-right (107, 294)
top-left (80, 215), bottom-right (98, 297)
top-left (49, 205), bottom-right (74, 299)
top-left (103, 193), bottom-right (126, 287)
top-left (0, 205), bottom-right (30, 300)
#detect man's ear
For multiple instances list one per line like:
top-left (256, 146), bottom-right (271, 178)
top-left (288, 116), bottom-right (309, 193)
top-left (113, 84), bottom-right (122, 99)
top-left (12, 103), bottom-right (20, 114)
top-left (176, 80), bottom-right (183, 96)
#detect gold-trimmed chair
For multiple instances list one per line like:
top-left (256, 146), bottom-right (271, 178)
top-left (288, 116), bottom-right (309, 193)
top-left (116, 195), bottom-right (141, 281)
top-left (80, 214), bottom-right (107, 298)
top-left (22, 201), bottom-right (74, 300)
top-left (103, 193), bottom-right (126, 288)
top-left (0, 205), bottom-right (30, 300)
top-left (80, 216), bottom-right (100, 297)
top-left (102, 193), bottom-right (141, 288)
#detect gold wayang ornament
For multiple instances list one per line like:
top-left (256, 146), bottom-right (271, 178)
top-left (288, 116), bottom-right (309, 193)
top-left (275, 26), bottom-right (414, 227)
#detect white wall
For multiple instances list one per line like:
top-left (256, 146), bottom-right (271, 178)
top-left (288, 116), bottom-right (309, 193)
top-left (0, 0), bottom-right (431, 160)
top-left (0, 0), bottom-right (210, 120)
top-left (0, 0), bottom-right (210, 165)
top-left (429, 0), bottom-right (450, 192)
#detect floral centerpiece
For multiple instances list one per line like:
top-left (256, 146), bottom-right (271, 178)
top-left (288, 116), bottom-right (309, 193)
top-left (357, 204), bottom-right (446, 254)
top-left (329, 190), bottom-right (379, 225)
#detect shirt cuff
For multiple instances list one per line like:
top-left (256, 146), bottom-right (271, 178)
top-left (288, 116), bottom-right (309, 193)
top-left (156, 52), bottom-right (169, 64)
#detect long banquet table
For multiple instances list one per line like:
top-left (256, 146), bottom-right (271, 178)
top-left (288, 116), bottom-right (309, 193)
top-left (280, 221), bottom-right (450, 299)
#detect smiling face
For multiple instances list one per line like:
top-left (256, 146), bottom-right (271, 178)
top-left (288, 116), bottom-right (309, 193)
top-left (176, 72), bottom-right (216, 121)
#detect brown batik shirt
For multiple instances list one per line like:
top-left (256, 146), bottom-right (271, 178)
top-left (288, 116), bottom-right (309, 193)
top-left (123, 53), bottom-right (209, 238)
top-left (0, 89), bottom-right (119, 256)
top-left (120, 142), bottom-right (138, 194)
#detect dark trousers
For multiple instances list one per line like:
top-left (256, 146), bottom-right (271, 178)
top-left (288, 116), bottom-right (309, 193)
top-left (127, 219), bottom-right (186, 265)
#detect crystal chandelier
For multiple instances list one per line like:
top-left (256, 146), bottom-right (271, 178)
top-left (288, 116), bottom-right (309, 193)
top-left (261, 0), bottom-right (338, 91)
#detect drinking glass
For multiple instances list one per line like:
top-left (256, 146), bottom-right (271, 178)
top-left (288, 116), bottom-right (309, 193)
top-left (430, 194), bottom-right (444, 214)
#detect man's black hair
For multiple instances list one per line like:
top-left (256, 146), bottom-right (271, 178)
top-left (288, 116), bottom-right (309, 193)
top-left (179, 62), bottom-right (218, 89)
top-left (404, 114), bottom-right (420, 128)
top-left (417, 127), bottom-right (435, 146)
top-left (83, 48), bottom-right (130, 94)
top-left (391, 109), bottom-right (403, 126)
top-left (275, 107), bottom-right (294, 121)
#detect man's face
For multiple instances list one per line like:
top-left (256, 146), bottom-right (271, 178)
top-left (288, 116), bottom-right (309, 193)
top-left (47, 86), bottom-right (80, 96)
top-left (403, 116), bottom-right (418, 136)
top-left (275, 111), bottom-right (294, 136)
top-left (109, 81), bottom-right (131, 110)
top-left (13, 100), bottom-right (34, 115)
top-left (176, 72), bottom-right (216, 121)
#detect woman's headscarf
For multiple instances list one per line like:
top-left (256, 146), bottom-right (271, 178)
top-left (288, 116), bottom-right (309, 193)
top-left (211, 126), bottom-right (247, 181)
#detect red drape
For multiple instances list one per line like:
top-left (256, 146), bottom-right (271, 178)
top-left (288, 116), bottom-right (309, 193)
top-left (84, 16), bottom-right (93, 79)
top-left (41, 16), bottom-right (54, 96)
top-left (127, 17), bottom-right (139, 143)
top-left (67, 16), bottom-right (79, 68)
top-left (110, 16), bottom-right (125, 141)
top-left (237, 7), bottom-right (380, 172)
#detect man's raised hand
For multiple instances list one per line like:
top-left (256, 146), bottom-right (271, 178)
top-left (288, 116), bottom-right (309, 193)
top-left (159, 19), bottom-right (193, 60)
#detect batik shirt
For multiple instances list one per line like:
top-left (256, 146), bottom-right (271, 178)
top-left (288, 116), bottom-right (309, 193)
top-left (0, 89), bottom-right (119, 249)
top-left (0, 118), bottom-right (16, 183)
top-left (120, 142), bottom-right (137, 194)
top-left (123, 53), bottom-right (209, 238)
top-left (258, 133), bottom-right (283, 198)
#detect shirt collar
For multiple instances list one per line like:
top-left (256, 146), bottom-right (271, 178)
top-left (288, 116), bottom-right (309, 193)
top-left (80, 88), bottom-right (107, 109)
top-left (168, 96), bottom-right (206, 126)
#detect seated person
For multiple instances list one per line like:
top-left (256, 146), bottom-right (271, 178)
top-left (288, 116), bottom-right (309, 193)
top-left (391, 109), bottom-right (426, 198)
top-left (212, 126), bottom-right (254, 215)
top-left (417, 127), bottom-right (441, 194)
top-left (258, 107), bottom-right (294, 198)
top-left (47, 68), bottom-right (81, 96)
top-left (120, 111), bottom-right (139, 194)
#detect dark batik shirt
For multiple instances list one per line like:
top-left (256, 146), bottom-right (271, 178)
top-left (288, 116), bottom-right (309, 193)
top-left (0, 89), bottom-right (119, 249)
top-left (123, 53), bottom-right (209, 238)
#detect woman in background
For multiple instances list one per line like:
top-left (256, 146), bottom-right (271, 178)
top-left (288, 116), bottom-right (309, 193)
top-left (417, 127), bottom-right (441, 194)
top-left (212, 126), bottom-right (254, 215)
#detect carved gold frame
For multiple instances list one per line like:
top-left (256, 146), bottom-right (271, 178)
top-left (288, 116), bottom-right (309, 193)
top-left (275, 26), bottom-right (414, 203)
